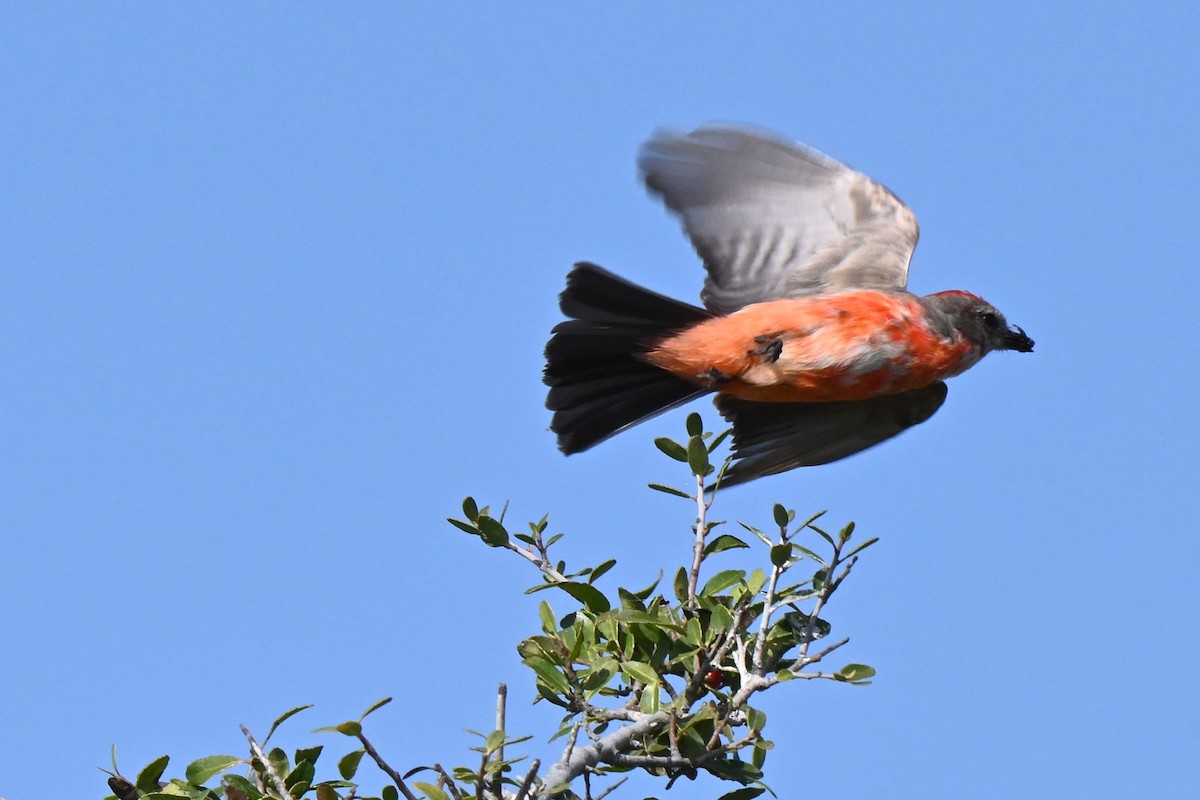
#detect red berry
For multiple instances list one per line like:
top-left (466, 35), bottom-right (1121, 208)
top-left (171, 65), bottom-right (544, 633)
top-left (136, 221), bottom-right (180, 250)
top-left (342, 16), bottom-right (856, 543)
top-left (705, 669), bottom-right (723, 689)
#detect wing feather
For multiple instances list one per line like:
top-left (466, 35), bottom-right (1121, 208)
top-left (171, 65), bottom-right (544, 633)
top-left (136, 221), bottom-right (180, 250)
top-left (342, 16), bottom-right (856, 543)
top-left (715, 382), bottom-right (948, 486)
top-left (639, 126), bottom-right (919, 313)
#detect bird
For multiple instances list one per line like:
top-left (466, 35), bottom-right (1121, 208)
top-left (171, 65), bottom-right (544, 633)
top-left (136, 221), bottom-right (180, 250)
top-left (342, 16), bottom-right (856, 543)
top-left (543, 125), bottom-right (1033, 487)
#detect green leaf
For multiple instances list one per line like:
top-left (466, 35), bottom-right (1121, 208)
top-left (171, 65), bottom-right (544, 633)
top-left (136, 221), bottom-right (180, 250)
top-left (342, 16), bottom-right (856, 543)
top-left (792, 543), bottom-right (825, 564)
top-left (314, 721), bottom-right (362, 737)
top-left (294, 746), bottom-right (323, 768)
top-left (485, 729), bottom-right (506, 754)
top-left (588, 558), bottom-right (616, 584)
top-left (338, 749), bottom-right (366, 780)
top-left (718, 785), bottom-right (766, 800)
top-left (707, 427), bottom-right (733, 453)
top-left (223, 775), bottom-right (262, 799)
top-left (746, 706), bottom-right (767, 733)
top-left (185, 755), bottom-right (243, 785)
top-left (746, 568), bottom-right (766, 595)
top-left (539, 600), bottom-right (557, 633)
top-left (673, 567), bottom-right (689, 603)
top-left (549, 722), bottom-right (576, 742)
top-left (738, 521), bottom-right (773, 546)
top-left (798, 509), bottom-right (828, 529)
top-left (264, 704), bottom-right (314, 744)
top-left (383, 786), bottom-right (399, 800)
top-left (413, 783), bottom-right (452, 800)
top-left (701, 569), bottom-right (745, 596)
top-left (707, 603), bottom-right (734, 634)
top-left (812, 568), bottom-right (828, 592)
top-left (846, 536), bottom-right (880, 559)
top-left (687, 434), bottom-right (710, 475)
top-left (648, 482), bottom-right (691, 499)
top-left (446, 517), bottom-right (478, 536)
top-left (554, 581), bottom-right (611, 613)
top-left (462, 496), bottom-right (479, 521)
top-left (640, 682), bottom-right (662, 713)
top-left (838, 520), bottom-right (856, 542)
top-left (707, 758), bottom-right (763, 783)
top-left (524, 656), bottom-right (571, 695)
top-left (686, 412), bottom-right (704, 437)
top-left (614, 609), bottom-right (683, 632)
top-left (632, 571), bottom-right (663, 601)
top-left (772, 503), bottom-right (790, 528)
top-left (704, 534), bottom-right (750, 555)
top-left (770, 543), bottom-right (792, 567)
top-left (267, 747), bottom-right (290, 778)
top-left (360, 696), bottom-right (392, 720)
top-left (477, 516), bottom-right (509, 547)
top-left (136, 755), bottom-right (170, 791)
top-left (617, 588), bottom-right (646, 612)
top-left (286, 759), bottom-right (315, 791)
top-left (809, 524), bottom-right (836, 548)
top-left (107, 775), bottom-right (138, 800)
top-left (836, 663), bottom-right (877, 682)
top-left (654, 437), bottom-right (689, 462)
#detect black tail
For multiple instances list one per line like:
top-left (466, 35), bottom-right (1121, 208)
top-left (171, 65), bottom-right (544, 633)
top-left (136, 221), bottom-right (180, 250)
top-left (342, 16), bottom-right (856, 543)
top-left (544, 263), bottom-right (711, 454)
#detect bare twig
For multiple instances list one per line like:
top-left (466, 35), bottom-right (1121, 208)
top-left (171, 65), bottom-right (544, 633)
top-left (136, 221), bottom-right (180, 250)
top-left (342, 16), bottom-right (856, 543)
top-left (798, 635), bottom-right (851, 669)
top-left (610, 731), bottom-right (754, 770)
top-left (751, 562), bottom-right (784, 674)
top-left (240, 724), bottom-right (294, 800)
top-left (687, 471), bottom-right (708, 607)
top-left (491, 684), bottom-right (507, 800)
top-left (593, 775), bottom-right (629, 800)
top-left (561, 720), bottom-right (583, 768)
top-left (513, 758), bottom-right (540, 800)
top-left (504, 541), bottom-right (569, 582)
top-left (356, 732), bottom-right (420, 800)
top-left (432, 764), bottom-right (465, 800)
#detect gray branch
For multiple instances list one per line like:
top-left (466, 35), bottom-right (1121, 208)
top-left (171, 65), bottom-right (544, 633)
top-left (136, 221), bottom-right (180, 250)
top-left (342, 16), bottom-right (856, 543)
top-left (541, 710), bottom-right (670, 791)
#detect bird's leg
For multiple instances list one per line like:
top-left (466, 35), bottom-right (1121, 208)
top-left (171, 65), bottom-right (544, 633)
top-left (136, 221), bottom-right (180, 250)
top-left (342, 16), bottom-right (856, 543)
top-left (698, 367), bottom-right (732, 389)
top-left (751, 333), bottom-right (784, 364)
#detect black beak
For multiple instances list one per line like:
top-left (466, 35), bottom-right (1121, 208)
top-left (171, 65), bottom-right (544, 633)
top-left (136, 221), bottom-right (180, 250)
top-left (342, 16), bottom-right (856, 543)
top-left (1003, 325), bottom-right (1035, 353)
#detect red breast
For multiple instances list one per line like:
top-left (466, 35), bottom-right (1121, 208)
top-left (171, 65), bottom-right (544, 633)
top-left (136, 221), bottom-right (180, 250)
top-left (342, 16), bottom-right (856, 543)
top-left (642, 291), bottom-right (979, 403)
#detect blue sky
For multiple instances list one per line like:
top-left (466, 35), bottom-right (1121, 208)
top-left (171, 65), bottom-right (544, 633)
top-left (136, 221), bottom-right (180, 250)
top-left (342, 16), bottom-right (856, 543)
top-left (2, 3), bottom-right (1198, 798)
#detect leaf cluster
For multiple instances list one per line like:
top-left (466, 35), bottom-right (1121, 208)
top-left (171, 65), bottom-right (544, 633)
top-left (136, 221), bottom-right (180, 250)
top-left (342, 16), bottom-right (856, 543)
top-left (103, 413), bottom-right (878, 800)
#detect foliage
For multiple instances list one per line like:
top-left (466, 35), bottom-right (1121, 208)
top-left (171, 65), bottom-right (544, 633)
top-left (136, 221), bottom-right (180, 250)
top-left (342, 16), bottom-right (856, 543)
top-left (102, 413), bottom-right (876, 800)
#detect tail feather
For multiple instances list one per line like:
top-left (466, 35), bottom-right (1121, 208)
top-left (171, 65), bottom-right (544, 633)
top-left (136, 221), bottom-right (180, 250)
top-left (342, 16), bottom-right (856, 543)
top-left (545, 263), bottom-right (710, 454)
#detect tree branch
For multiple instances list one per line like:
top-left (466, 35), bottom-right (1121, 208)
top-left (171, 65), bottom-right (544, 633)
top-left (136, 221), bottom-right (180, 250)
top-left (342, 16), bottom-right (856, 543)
top-left (356, 732), bottom-right (419, 800)
top-left (687, 471), bottom-right (708, 608)
top-left (542, 711), bottom-right (669, 791)
top-left (239, 725), bottom-right (293, 800)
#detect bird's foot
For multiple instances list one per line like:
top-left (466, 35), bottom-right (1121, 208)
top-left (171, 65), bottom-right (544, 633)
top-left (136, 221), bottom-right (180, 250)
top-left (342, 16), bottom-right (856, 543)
top-left (751, 334), bottom-right (783, 363)
top-left (698, 367), bottom-right (731, 389)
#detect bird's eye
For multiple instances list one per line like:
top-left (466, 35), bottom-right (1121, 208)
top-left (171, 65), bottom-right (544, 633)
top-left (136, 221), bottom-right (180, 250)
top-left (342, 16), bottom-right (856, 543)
top-left (978, 310), bottom-right (1001, 329)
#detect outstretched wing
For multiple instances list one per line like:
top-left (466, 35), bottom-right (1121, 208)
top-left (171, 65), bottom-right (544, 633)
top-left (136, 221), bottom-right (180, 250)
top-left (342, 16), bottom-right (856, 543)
top-left (639, 126), bottom-right (919, 314)
top-left (714, 382), bottom-right (948, 487)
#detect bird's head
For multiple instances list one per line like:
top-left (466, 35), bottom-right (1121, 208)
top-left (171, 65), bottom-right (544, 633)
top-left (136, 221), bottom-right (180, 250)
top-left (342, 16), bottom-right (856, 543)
top-left (927, 291), bottom-right (1034, 354)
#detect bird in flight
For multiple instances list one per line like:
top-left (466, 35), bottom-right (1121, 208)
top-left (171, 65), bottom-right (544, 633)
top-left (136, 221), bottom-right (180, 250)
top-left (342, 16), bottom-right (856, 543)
top-left (544, 125), bottom-right (1033, 487)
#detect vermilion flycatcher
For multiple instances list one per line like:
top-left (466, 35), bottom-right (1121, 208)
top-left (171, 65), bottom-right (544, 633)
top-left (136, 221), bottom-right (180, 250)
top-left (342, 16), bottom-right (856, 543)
top-left (544, 126), bottom-right (1033, 486)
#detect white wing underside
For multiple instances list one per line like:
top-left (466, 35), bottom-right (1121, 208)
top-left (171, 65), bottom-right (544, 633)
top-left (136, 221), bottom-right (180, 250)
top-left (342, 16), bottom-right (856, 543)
top-left (638, 126), bottom-right (920, 314)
